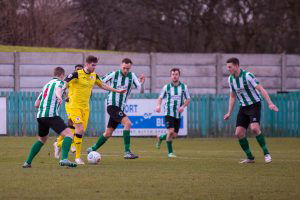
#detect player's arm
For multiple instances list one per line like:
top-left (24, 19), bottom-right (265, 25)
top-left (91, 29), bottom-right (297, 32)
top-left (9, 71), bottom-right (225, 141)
top-left (55, 81), bottom-right (65, 105)
top-left (64, 72), bottom-right (78, 85)
top-left (34, 92), bottom-right (42, 108)
top-left (255, 85), bottom-right (278, 112)
top-left (224, 91), bottom-right (236, 120)
top-left (178, 85), bottom-right (191, 113)
top-left (156, 85), bottom-right (167, 113)
top-left (95, 75), bottom-right (126, 94)
top-left (246, 72), bottom-right (278, 112)
top-left (132, 73), bottom-right (145, 93)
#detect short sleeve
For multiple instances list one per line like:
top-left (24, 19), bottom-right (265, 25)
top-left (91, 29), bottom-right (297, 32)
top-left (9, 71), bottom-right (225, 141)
top-left (246, 72), bottom-right (260, 88)
top-left (95, 74), bottom-right (102, 87)
top-left (57, 81), bottom-right (66, 89)
top-left (159, 85), bottom-right (167, 99)
top-left (132, 73), bottom-right (141, 90)
top-left (184, 84), bottom-right (191, 99)
top-left (228, 76), bottom-right (233, 92)
top-left (101, 71), bottom-right (115, 83)
top-left (64, 72), bottom-right (78, 83)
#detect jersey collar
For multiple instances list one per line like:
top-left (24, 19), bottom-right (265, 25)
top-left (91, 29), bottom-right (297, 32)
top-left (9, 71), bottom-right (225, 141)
top-left (83, 68), bottom-right (91, 74)
top-left (171, 81), bottom-right (181, 87)
top-left (233, 69), bottom-right (243, 78)
top-left (120, 70), bottom-right (130, 77)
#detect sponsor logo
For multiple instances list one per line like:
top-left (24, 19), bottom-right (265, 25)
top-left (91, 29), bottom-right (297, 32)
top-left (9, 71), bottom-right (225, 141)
top-left (171, 95), bottom-right (181, 100)
top-left (76, 117), bottom-right (80, 121)
top-left (68, 74), bottom-right (73, 78)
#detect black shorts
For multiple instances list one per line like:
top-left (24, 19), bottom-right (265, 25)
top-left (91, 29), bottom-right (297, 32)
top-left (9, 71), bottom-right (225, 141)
top-left (165, 115), bottom-right (181, 133)
top-left (107, 105), bottom-right (127, 129)
top-left (236, 102), bottom-right (261, 129)
top-left (37, 116), bottom-right (67, 137)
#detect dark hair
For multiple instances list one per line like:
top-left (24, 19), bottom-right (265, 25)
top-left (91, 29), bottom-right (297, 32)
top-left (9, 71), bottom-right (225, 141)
top-left (74, 64), bottom-right (83, 69)
top-left (226, 57), bottom-right (239, 66)
top-left (122, 58), bottom-right (133, 64)
top-left (54, 67), bottom-right (65, 77)
top-left (86, 56), bottom-right (98, 64)
top-left (170, 68), bottom-right (181, 75)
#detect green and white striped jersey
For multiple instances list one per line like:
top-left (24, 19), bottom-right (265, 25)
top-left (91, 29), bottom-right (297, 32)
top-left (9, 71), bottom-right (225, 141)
top-left (228, 69), bottom-right (262, 107)
top-left (37, 78), bottom-right (66, 118)
top-left (102, 70), bottom-right (141, 110)
top-left (159, 82), bottom-right (190, 119)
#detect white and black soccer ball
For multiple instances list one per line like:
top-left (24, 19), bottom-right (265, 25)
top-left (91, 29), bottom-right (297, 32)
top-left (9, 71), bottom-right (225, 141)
top-left (87, 151), bottom-right (101, 164)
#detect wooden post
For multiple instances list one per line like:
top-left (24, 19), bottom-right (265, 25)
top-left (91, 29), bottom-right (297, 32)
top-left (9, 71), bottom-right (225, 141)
top-left (281, 53), bottom-right (287, 92)
top-left (14, 52), bottom-right (20, 91)
top-left (216, 53), bottom-right (223, 94)
top-left (150, 52), bottom-right (157, 93)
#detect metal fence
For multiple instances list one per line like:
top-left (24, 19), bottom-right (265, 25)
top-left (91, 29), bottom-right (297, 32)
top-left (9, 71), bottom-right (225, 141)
top-left (1, 91), bottom-right (299, 137)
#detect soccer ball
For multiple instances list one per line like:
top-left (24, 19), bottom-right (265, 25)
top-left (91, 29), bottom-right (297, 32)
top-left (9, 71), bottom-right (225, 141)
top-left (87, 151), bottom-right (101, 164)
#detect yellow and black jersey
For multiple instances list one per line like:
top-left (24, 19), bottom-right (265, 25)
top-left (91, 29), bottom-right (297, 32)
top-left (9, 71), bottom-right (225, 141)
top-left (65, 69), bottom-right (102, 109)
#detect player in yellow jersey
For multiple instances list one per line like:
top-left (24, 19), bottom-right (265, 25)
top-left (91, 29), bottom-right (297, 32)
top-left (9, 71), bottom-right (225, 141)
top-left (64, 55), bottom-right (126, 164)
top-left (53, 64), bottom-right (84, 159)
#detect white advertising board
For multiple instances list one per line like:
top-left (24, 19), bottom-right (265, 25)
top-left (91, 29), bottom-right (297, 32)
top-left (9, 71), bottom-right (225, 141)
top-left (0, 97), bottom-right (7, 135)
top-left (105, 99), bottom-right (187, 136)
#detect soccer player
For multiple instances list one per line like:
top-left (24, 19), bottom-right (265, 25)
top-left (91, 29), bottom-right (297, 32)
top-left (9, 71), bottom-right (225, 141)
top-left (155, 68), bottom-right (190, 158)
top-left (53, 64), bottom-right (83, 159)
top-left (65, 56), bottom-right (126, 165)
top-left (22, 67), bottom-right (77, 168)
top-left (87, 58), bottom-right (145, 159)
top-left (223, 57), bottom-right (279, 164)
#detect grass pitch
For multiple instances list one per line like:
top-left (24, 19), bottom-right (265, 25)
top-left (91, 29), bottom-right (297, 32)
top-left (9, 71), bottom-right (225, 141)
top-left (0, 137), bottom-right (299, 200)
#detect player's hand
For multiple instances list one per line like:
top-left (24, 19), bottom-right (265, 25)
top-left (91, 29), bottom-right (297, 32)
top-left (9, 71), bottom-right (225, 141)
top-left (178, 106), bottom-right (184, 113)
top-left (65, 96), bottom-right (69, 102)
top-left (223, 113), bottom-right (231, 120)
top-left (57, 97), bottom-right (63, 105)
top-left (269, 104), bottom-right (279, 112)
top-left (139, 74), bottom-right (145, 84)
top-left (155, 105), bottom-right (161, 113)
top-left (117, 89), bottom-right (127, 94)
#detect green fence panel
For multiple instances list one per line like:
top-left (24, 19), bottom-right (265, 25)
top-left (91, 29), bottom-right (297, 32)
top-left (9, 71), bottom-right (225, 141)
top-left (1, 91), bottom-right (299, 137)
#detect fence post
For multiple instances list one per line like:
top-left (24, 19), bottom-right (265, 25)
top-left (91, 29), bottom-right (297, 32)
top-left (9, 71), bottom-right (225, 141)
top-left (216, 53), bottom-right (223, 94)
top-left (281, 53), bottom-right (287, 91)
top-left (14, 52), bottom-right (20, 92)
top-left (82, 52), bottom-right (86, 65)
top-left (150, 52), bottom-right (157, 93)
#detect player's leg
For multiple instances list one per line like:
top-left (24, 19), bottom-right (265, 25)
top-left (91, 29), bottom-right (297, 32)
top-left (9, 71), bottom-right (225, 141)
top-left (57, 120), bottom-right (75, 147)
top-left (50, 116), bottom-right (77, 167)
top-left (55, 135), bottom-right (64, 151)
top-left (121, 116), bottom-right (132, 152)
top-left (88, 127), bottom-right (114, 153)
top-left (235, 126), bottom-right (255, 163)
top-left (166, 128), bottom-right (176, 158)
top-left (236, 108), bottom-right (255, 163)
top-left (73, 123), bottom-right (85, 164)
top-left (121, 117), bottom-right (139, 159)
top-left (74, 109), bottom-right (89, 163)
top-left (68, 120), bottom-right (76, 153)
top-left (249, 102), bottom-right (271, 163)
top-left (23, 118), bottom-right (49, 168)
top-left (156, 130), bottom-right (168, 149)
top-left (87, 106), bottom-right (120, 153)
top-left (23, 136), bottom-right (48, 168)
top-left (69, 108), bottom-right (85, 164)
top-left (250, 123), bottom-right (271, 163)
top-left (163, 116), bottom-right (176, 157)
top-left (59, 128), bottom-right (77, 167)
top-left (167, 118), bottom-right (180, 157)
